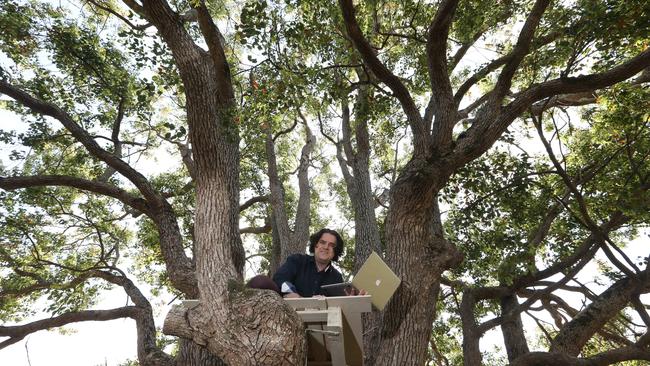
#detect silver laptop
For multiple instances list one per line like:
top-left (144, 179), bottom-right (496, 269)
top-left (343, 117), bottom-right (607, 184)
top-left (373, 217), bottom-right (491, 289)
top-left (322, 251), bottom-right (401, 310)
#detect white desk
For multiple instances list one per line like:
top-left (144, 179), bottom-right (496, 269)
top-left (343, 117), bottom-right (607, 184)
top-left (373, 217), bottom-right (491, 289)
top-left (285, 295), bottom-right (372, 366)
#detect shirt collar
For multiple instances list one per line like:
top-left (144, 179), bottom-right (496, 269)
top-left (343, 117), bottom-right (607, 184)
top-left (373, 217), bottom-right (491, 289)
top-left (309, 255), bottom-right (331, 273)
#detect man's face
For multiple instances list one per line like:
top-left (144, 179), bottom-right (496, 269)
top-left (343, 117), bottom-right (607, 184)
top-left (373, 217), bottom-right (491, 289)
top-left (314, 232), bottom-right (336, 264)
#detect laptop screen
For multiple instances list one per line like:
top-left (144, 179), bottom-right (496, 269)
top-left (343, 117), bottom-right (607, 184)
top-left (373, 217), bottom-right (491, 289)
top-left (320, 252), bottom-right (401, 308)
top-left (351, 251), bottom-right (401, 310)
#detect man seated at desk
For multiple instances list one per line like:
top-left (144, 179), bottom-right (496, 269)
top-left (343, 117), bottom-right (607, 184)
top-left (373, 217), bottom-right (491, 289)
top-left (273, 228), bottom-right (364, 298)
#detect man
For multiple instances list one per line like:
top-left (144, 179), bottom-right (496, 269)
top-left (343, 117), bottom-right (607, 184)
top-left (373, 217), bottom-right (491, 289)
top-left (273, 228), bottom-right (350, 298)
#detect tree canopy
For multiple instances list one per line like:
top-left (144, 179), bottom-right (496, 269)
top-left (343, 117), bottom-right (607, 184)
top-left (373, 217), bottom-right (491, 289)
top-left (1, 0), bottom-right (649, 365)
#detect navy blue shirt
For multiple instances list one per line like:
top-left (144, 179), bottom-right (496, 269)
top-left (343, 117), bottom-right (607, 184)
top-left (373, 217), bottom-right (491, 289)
top-left (272, 254), bottom-right (344, 297)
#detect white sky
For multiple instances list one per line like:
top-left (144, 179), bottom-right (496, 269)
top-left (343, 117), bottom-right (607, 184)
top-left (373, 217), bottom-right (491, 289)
top-left (1, 288), bottom-right (142, 366)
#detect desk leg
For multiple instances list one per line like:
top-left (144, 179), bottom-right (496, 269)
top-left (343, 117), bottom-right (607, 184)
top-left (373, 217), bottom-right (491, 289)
top-left (325, 307), bottom-right (346, 366)
top-left (342, 312), bottom-right (363, 366)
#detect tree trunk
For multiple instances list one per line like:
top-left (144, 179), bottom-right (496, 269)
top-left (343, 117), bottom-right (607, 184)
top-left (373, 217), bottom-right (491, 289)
top-left (372, 163), bottom-right (462, 365)
top-left (176, 340), bottom-right (226, 366)
top-left (164, 291), bottom-right (306, 365)
top-left (185, 64), bottom-right (305, 364)
top-left (501, 294), bottom-right (530, 362)
top-left (460, 289), bottom-right (482, 366)
top-left (265, 130), bottom-right (293, 261)
top-left (350, 164), bottom-right (383, 366)
top-left (148, 3), bottom-right (306, 360)
top-left (333, 80), bottom-right (384, 364)
top-left (269, 213), bottom-right (282, 275)
top-left (265, 123), bottom-right (314, 265)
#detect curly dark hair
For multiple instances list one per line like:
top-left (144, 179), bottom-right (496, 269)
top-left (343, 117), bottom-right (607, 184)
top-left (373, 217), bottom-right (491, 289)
top-left (308, 228), bottom-right (345, 262)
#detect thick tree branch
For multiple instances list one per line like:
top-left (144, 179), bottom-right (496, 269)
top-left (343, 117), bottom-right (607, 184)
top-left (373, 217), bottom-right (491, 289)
top-left (240, 224), bottom-right (271, 235)
top-left (455, 47), bottom-right (650, 173)
top-left (460, 289), bottom-right (482, 365)
top-left (320, 105), bottom-right (355, 189)
top-left (633, 296), bottom-right (650, 327)
top-left (92, 270), bottom-right (174, 365)
top-left (0, 307), bottom-right (139, 350)
top-left (98, 97), bottom-right (125, 182)
top-left (527, 66), bottom-right (649, 115)
top-left (503, 48), bottom-right (650, 125)
top-left (0, 80), bottom-right (162, 204)
top-left (501, 293), bottom-right (530, 361)
top-left (341, 99), bottom-right (356, 171)
top-left (551, 271), bottom-right (650, 356)
top-left (423, 95), bottom-right (437, 129)
top-left (455, 56), bottom-right (510, 107)
top-left (120, 0), bottom-right (147, 20)
top-left (426, 0), bottom-right (459, 150)
top-left (87, 0), bottom-right (152, 30)
top-left (510, 348), bottom-right (650, 366)
top-left (194, 1), bottom-right (234, 103)
top-left (491, 0), bottom-right (552, 103)
top-left (264, 128), bottom-right (291, 258)
top-left (529, 91), bottom-right (596, 114)
top-left (0, 175), bottom-right (150, 215)
top-left (338, 0), bottom-right (428, 154)
top-left (263, 113), bottom-right (315, 261)
top-left (292, 112), bottom-right (315, 244)
top-left (239, 195), bottom-right (268, 213)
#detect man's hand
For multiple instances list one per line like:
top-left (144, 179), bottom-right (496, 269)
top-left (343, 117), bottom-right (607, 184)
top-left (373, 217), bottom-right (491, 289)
top-left (283, 293), bottom-right (302, 299)
top-left (344, 287), bottom-right (367, 296)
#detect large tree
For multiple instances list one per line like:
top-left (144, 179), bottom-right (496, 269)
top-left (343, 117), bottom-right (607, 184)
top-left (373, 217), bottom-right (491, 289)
top-left (1, 0), bottom-right (650, 365)
top-left (0, 0), bottom-right (305, 364)
top-left (335, 0), bottom-right (650, 364)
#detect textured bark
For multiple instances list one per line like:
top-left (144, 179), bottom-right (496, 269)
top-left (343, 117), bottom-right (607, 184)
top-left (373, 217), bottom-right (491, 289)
top-left (500, 294), bottom-right (530, 362)
top-left (164, 290), bottom-right (305, 365)
top-left (155, 205), bottom-right (199, 298)
top-left (184, 56), bottom-right (303, 365)
top-left (265, 129), bottom-right (292, 268)
top-left (372, 164), bottom-right (462, 365)
top-left (139, 0), bottom-right (305, 363)
top-left (510, 349), bottom-right (650, 366)
top-left (460, 290), bottom-right (482, 366)
top-left (332, 76), bottom-right (384, 364)
top-left (269, 213), bottom-right (283, 275)
top-left (551, 272), bottom-right (650, 356)
top-left (337, 0), bottom-right (650, 362)
top-left (265, 123), bottom-right (315, 267)
top-left (344, 78), bottom-right (383, 273)
top-left (176, 340), bottom-right (226, 366)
